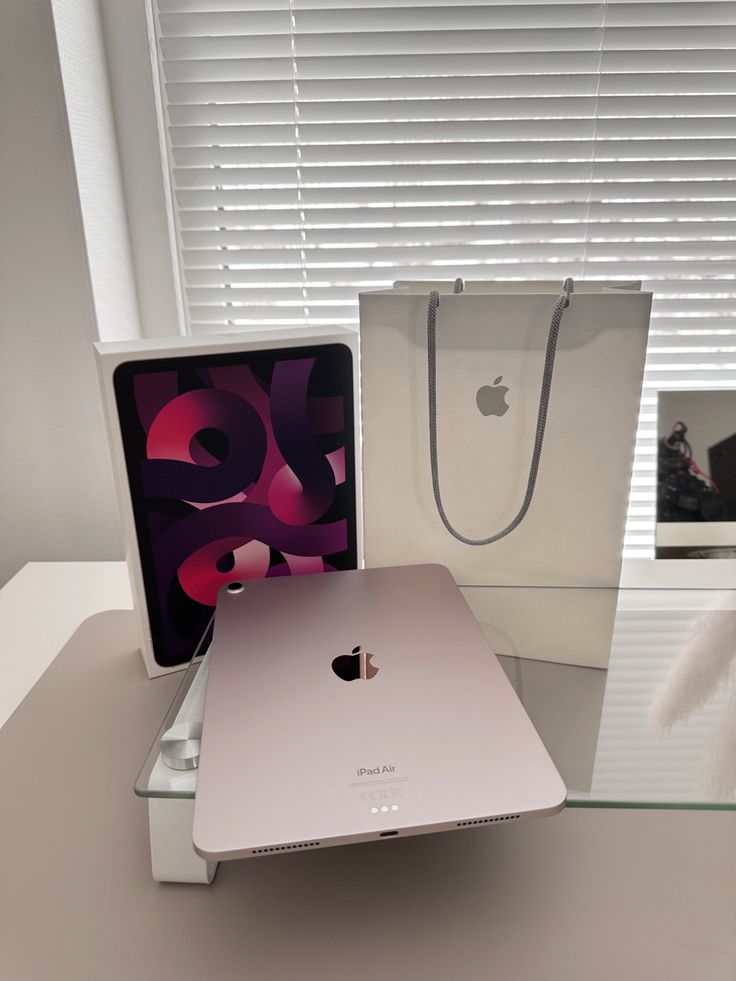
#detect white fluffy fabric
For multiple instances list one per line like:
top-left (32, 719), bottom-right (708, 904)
top-left (649, 604), bottom-right (736, 803)
top-left (650, 607), bottom-right (736, 731)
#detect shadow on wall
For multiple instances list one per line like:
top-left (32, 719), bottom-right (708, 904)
top-left (0, 0), bottom-right (122, 585)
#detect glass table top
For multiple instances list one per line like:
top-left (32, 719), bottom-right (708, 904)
top-left (135, 587), bottom-right (736, 810)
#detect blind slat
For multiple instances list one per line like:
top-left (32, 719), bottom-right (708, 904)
top-left (173, 161), bottom-right (736, 187)
top-left (172, 138), bottom-right (736, 167)
top-left (165, 72), bottom-right (736, 106)
top-left (163, 6), bottom-right (607, 36)
top-left (177, 201), bottom-right (736, 230)
top-left (179, 241), bottom-right (736, 273)
top-left (176, 181), bottom-right (736, 209)
top-left (169, 94), bottom-right (736, 127)
top-left (179, 219), bottom-right (736, 244)
top-left (168, 115), bottom-right (736, 144)
top-left (162, 26), bottom-right (736, 62)
top-left (176, 259), bottom-right (736, 280)
top-left (161, 48), bottom-right (736, 83)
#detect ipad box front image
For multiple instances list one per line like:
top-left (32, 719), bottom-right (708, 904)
top-left (95, 327), bottom-right (362, 678)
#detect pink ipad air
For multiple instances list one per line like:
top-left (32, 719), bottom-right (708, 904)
top-left (193, 564), bottom-right (565, 861)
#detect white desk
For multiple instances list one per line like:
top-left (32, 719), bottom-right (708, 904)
top-left (0, 561), bottom-right (133, 728)
top-left (0, 562), bottom-right (734, 981)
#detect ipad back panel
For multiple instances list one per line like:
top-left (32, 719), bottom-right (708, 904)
top-left (193, 565), bottom-right (565, 860)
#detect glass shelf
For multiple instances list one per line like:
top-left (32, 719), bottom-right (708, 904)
top-left (135, 587), bottom-right (736, 810)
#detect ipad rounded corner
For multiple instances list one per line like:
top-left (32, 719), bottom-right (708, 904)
top-left (545, 779), bottom-right (568, 818)
top-left (191, 832), bottom-right (220, 864)
top-left (426, 562), bottom-right (455, 582)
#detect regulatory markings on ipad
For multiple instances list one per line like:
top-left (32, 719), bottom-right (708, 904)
top-left (355, 765), bottom-right (408, 816)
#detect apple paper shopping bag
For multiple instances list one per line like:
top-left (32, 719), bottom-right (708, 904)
top-left (359, 280), bottom-right (651, 593)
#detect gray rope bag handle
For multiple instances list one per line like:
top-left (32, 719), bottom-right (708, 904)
top-left (427, 276), bottom-right (574, 546)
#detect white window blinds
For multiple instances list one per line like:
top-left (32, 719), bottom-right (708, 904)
top-left (151, 0), bottom-right (736, 556)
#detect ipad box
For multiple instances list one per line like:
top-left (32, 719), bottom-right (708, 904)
top-left (95, 327), bottom-right (362, 678)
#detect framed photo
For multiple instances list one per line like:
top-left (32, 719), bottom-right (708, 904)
top-left (656, 390), bottom-right (736, 559)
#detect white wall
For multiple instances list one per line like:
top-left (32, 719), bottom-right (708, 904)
top-left (50, 0), bottom-right (141, 345)
top-left (0, 0), bottom-right (122, 585)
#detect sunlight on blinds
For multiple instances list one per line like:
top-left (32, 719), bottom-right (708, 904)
top-left (151, 0), bottom-right (736, 556)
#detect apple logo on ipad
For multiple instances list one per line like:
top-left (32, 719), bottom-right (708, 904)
top-left (332, 646), bottom-right (380, 682)
top-left (476, 376), bottom-right (510, 417)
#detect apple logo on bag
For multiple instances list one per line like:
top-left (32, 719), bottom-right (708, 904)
top-left (331, 645), bottom-right (380, 682)
top-left (476, 376), bottom-right (510, 417)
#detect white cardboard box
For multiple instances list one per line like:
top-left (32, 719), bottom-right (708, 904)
top-left (95, 327), bottom-right (362, 678)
